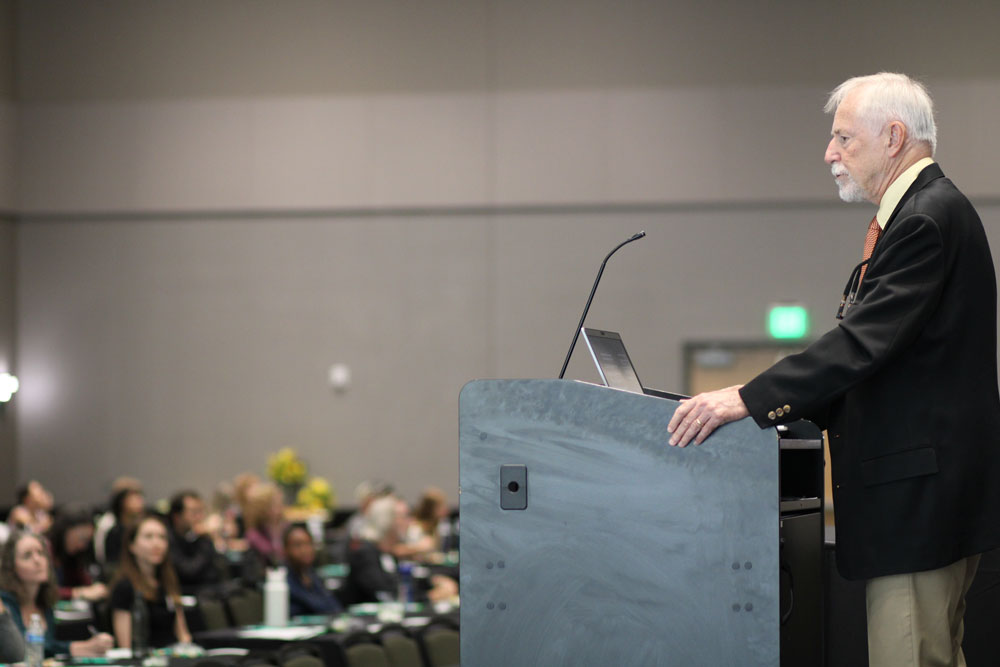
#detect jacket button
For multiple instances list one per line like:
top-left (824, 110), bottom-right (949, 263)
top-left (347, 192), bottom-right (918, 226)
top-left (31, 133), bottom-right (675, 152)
top-left (775, 408), bottom-right (784, 417)
top-left (783, 405), bottom-right (791, 413)
top-left (768, 411), bottom-right (777, 420)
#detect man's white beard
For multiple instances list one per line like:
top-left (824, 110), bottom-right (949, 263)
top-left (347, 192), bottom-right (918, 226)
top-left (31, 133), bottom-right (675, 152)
top-left (832, 165), bottom-right (867, 203)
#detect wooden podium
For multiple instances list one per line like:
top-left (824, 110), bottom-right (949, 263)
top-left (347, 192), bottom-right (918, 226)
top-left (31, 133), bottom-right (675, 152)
top-left (459, 379), bottom-right (796, 666)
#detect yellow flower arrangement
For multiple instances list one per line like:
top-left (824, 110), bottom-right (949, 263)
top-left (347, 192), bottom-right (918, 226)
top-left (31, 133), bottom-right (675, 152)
top-left (267, 447), bottom-right (307, 486)
top-left (296, 476), bottom-right (336, 511)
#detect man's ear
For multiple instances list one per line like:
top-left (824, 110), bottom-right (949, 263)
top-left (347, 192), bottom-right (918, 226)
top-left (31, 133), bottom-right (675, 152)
top-left (887, 120), bottom-right (907, 157)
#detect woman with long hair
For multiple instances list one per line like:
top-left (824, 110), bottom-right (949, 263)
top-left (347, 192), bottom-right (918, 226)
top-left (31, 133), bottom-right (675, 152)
top-left (240, 482), bottom-right (285, 583)
top-left (0, 531), bottom-right (113, 657)
top-left (49, 505), bottom-right (108, 601)
top-left (109, 514), bottom-right (191, 648)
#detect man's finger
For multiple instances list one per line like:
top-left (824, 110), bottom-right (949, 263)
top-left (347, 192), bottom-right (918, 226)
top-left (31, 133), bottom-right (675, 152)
top-left (672, 411), bottom-right (703, 447)
top-left (667, 399), bottom-right (693, 434)
top-left (693, 415), bottom-right (719, 445)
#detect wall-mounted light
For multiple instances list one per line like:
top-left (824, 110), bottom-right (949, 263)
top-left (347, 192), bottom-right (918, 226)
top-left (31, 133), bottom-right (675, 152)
top-left (0, 372), bottom-right (19, 402)
top-left (327, 363), bottom-right (351, 393)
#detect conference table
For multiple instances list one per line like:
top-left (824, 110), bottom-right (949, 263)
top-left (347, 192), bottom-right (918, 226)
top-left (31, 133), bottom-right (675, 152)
top-left (50, 598), bottom-right (458, 667)
top-left (195, 602), bottom-right (460, 667)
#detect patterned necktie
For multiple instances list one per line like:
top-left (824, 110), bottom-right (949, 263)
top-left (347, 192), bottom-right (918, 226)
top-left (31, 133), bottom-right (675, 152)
top-left (858, 215), bottom-right (881, 283)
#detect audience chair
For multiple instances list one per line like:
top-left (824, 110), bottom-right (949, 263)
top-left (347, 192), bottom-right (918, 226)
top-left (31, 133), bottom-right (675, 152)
top-left (274, 641), bottom-right (323, 667)
top-left (198, 596), bottom-right (231, 631)
top-left (341, 630), bottom-right (381, 649)
top-left (344, 643), bottom-right (390, 667)
top-left (378, 631), bottom-right (422, 667)
top-left (420, 629), bottom-right (459, 667)
top-left (281, 655), bottom-right (323, 667)
top-left (237, 652), bottom-right (280, 667)
top-left (227, 589), bottom-right (264, 627)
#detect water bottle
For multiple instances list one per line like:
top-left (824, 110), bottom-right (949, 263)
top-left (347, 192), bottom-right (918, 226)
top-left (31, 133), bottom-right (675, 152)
top-left (397, 562), bottom-right (414, 605)
top-left (25, 612), bottom-right (44, 667)
top-left (264, 567), bottom-right (289, 627)
top-left (131, 593), bottom-right (149, 658)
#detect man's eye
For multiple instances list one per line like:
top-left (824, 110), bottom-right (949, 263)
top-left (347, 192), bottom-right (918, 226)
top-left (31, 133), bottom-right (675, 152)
top-left (839, 136), bottom-right (849, 145)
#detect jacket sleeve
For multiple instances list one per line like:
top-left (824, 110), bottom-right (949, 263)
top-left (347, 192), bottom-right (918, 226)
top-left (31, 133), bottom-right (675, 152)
top-left (0, 609), bottom-right (25, 663)
top-left (169, 536), bottom-right (217, 584)
top-left (740, 212), bottom-right (947, 427)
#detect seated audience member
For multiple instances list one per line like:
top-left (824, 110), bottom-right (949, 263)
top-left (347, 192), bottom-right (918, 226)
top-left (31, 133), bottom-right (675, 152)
top-left (49, 505), bottom-right (108, 601)
top-left (402, 487), bottom-right (451, 559)
top-left (241, 482), bottom-right (285, 583)
top-left (110, 514), bottom-right (191, 648)
top-left (167, 491), bottom-right (221, 595)
top-left (341, 496), bottom-right (457, 605)
top-left (0, 531), bottom-right (113, 657)
top-left (204, 481), bottom-right (242, 553)
top-left (231, 472), bottom-right (261, 540)
top-left (7, 481), bottom-right (54, 535)
top-left (94, 477), bottom-right (143, 564)
top-left (340, 495), bottom-right (401, 604)
top-left (345, 480), bottom-right (392, 541)
top-left (0, 591), bottom-right (25, 663)
top-left (104, 486), bottom-right (146, 566)
top-left (283, 523), bottom-right (342, 617)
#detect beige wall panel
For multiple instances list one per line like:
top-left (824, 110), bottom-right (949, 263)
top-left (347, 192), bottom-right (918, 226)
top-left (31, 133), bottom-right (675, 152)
top-left (18, 101), bottom-right (255, 212)
top-left (0, 219), bottom-right (15, 494)
top-left (493, 90), bottom-right (609, 205)
top-left (19, 80), bottom-right (1000, 213)
top-left (15, 0), bottom-right (491, 101)
top-left (17, 216), bottom-right (493, 505)
top-left (248, 98), bottom-right (374, 209)
top-left (933, 80), bottom-right (1000, 198)
top-left (15, 1), bottom-right (1000, 100)
top-left (0, 101), bottom-right (15, 211)
top-left (369, 94), bottom-right (490, 207)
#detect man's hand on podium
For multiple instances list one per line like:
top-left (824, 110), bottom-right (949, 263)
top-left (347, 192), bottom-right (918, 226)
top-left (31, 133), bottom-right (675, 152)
top-left (667, 385), bottom-right (750, 447)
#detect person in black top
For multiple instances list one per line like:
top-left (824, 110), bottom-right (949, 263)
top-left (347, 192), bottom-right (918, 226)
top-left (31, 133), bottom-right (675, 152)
top-left (340, 496), bottom-right (457, 605)
top-left (104, 487), bottom-right (146, 566)
top-left (49, 505), bottom-right (108, 602)
top-left (167, 491), bottom-right (221, 595)
top-left (283, 523), bottom-right (342, 617)
top-left (110, 514), bottom-right (191, 648)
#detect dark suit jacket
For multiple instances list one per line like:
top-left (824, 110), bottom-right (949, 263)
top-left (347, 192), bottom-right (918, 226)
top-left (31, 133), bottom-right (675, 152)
top-left (740, 163), bottom-right (1000, 581)
top-left (337, 541), bottom-right (398, 606)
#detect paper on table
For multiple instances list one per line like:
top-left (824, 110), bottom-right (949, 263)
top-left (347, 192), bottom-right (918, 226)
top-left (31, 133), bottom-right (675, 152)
top-left (237, 626), bottom-right (326, 640)
top-left (105, 648), bottom-right (133, 660)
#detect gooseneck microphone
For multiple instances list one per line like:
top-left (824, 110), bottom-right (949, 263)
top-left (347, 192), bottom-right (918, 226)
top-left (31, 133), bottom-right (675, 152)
top-left (558, 231), bottom-right (646, 379)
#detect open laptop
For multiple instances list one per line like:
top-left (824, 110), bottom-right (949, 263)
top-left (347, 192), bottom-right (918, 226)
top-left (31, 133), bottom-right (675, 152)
top-left (581, 327), bottom-right (645, 394)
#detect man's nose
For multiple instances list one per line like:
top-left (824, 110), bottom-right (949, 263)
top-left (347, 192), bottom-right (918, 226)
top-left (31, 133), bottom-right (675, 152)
top-left (824, 138), bottom-right (838, 165)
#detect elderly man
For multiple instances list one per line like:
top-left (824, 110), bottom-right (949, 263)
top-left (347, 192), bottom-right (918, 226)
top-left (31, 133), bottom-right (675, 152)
top-left (668, 72), bottom-right (1000, 666)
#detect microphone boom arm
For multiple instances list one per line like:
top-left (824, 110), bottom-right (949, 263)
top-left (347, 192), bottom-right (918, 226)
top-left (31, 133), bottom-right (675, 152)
top-left (558, 231), bottom-right (646, 379)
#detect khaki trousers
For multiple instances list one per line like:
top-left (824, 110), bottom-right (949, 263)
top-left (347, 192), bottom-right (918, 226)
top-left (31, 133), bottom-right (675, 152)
top-left (866, 554), bottom-right (981, 667)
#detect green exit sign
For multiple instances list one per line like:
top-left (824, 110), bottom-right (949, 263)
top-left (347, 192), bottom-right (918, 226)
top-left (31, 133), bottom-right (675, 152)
top-left (768, 304), bottom-right (809, 339)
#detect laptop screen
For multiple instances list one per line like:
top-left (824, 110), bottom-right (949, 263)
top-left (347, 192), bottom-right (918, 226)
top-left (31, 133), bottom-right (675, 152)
top-left (581, 328), bottom-right (644, 394)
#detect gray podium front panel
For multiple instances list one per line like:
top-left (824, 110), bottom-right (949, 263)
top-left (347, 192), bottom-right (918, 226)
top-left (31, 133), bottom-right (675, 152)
top-left (459, 379), bottom-right (779, 666)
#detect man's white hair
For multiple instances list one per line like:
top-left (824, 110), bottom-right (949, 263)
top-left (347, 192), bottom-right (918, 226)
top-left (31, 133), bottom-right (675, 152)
top-left (359, 494), bottom-right (397, 542)
top-left (825, 72), bottom-right (937, 155)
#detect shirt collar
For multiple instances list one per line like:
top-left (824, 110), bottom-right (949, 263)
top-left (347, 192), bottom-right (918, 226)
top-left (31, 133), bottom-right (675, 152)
top-left (875, 157), bottom-right (935, 229)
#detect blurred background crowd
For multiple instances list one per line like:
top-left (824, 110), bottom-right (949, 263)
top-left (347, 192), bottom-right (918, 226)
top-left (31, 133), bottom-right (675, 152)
top-left (0, 473), bottom-right (459, 657)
